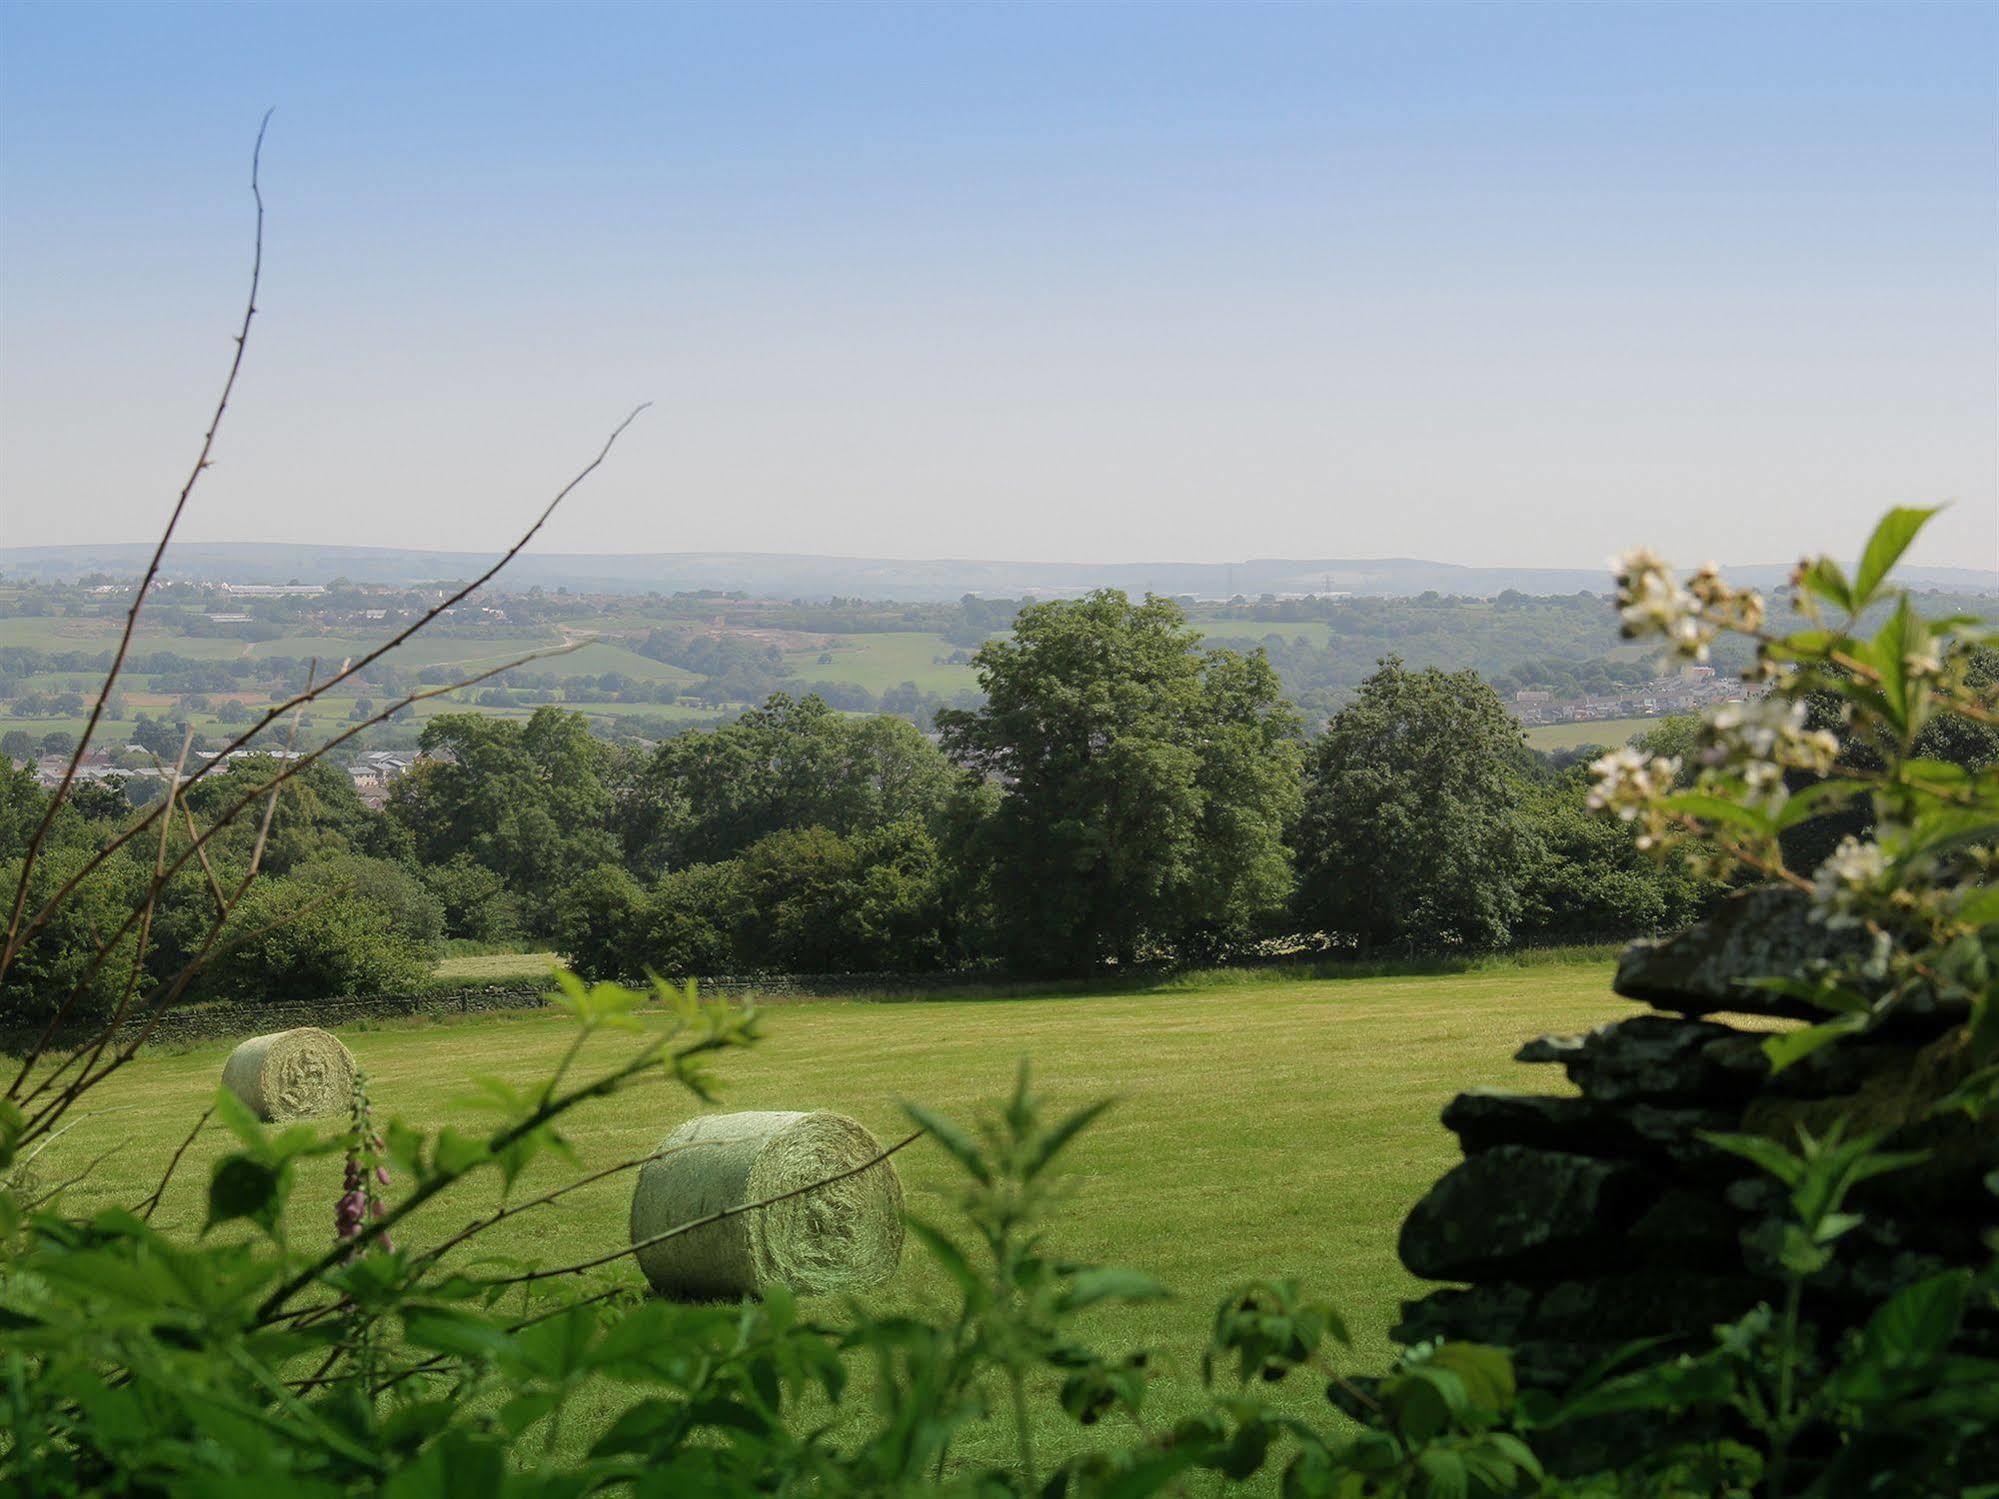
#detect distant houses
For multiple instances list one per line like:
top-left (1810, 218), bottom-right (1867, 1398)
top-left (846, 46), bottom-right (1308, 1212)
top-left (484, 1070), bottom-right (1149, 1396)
top-left (1509, 665), bottom-right (1752, 728)
top-left (16, 745), bottom-right (420, 809)
top-left (347, 749), bottom-right (419, 808)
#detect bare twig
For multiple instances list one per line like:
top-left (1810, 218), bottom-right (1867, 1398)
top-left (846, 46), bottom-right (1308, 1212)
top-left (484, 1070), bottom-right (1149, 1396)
top-left (137, 1106), bottom-right (214, 1222)
top-left (251, 1025), bottom-right (727, 1325)
top-left (7, 637), bottom-right (584, 1109)
top-left (22, 1140), bottom-right (129, 1211)
top-left (479, 1129), bottom-right (923, 1289)
top-left (182, 801), bottom-right (229, 915)
top-left (2, 112), bottom-right (272, 989)
top-left (291, 1282), bottom-right (631, 1397)
top-left (0, 405), bottom-right (648, 985)
top-left (300, 1133), bottom-right (924, 1397)
top-left (18, 882), bottom-right (344, 1130)
top-left (410, 1139), bottom-right (716, 1273)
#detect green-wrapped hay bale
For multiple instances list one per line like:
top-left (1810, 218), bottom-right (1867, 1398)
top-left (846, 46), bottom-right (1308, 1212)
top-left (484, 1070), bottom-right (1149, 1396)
top-left (220, 1027), bottom-right (357, 1122)
top-left (630, 1110), bottom-right (904, 1300)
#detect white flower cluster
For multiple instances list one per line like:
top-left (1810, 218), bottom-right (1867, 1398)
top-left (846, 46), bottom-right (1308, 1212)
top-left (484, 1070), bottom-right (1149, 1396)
top-left (1701, 697), bottom-right (1840, 795)
top-left (1687, 561), bottom-right (1765, 635)
top-left (1611, 548), bottom-right (1711, 661)
top-left (1811, 835), bottom-right (1887, 929)
top-left (1611, 550), bottom-right (1768, 665)
top-left (1586, 747), bottom-right (1681, 848)
top-left (1904, 638), bottom-right (1944, 680)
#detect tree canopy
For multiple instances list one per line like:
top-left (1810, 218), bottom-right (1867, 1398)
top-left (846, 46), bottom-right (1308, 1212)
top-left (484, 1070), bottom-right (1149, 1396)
top-left (938, 591), bottom-right (1301, 973)
top-left (1294, 656), bottom-right (1529, 950)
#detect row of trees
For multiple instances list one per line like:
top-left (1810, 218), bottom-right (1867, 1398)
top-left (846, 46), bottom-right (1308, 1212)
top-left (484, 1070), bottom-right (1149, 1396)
top-left (7, 586), bottom-right (1814, 1014)
top-left (407, 591), bottom-right (1719, 981)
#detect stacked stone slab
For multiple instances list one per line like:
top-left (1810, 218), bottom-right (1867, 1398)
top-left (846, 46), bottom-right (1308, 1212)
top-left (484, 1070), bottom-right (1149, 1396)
top-left (1393, 885), bottom-right (1995, 1468)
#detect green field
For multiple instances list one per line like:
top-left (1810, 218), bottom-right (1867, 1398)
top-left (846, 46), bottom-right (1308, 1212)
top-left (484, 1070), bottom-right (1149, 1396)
top-left (1523, 716), bottom-right (1663, 751)
top-left (785, 630), bottom-right (979, 696)
top-left (431, 948), bottom-right (569, 982)
top-left (45, 960), bottom-right (1630, 1468)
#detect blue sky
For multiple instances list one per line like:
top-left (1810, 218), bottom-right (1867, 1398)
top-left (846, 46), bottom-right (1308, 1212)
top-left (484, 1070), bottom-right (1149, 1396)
top-left (2, 1), bottom-right (1994, 571)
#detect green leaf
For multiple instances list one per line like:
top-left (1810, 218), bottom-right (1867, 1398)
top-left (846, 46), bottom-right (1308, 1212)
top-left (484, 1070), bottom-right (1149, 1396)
top-left (1797, 556), bottom-right (1854, 613)
top-left (1025, 1096), bottom-right (1114, 1180)
top-left (1701, 1130), bottom-right (1803, 1186)
top-left (903, 1215), bottom-right (986, 1303)
top-left (1414, 1444), bottom-right (1470, 1499)
top-left (1762, 1013), bottom-right (1872, 1074)
top-left (1774, 778), bottom-right (1863, 831)
top-left (1955, 885), bottom-right (1999, 930)
top-left (1426, 1341), bottom-right (1516, 1414)
top-left (1386, 1365), bottom-right (1466, 1441)
top-left (897, 1098), bottom-right (991, 1185)
top-left (211, 1086), bottom-right (268, 1150)
top-left (1061, 1265), bottom-right (1171, 1310)
top-left (1855, 1271), bottom-right (1967, 1367)
top-left (384, 1119), bottom-right (425, 1177)
top-left (1867, 597), bottom-right (1920, 732)
top-left (402, 1306), bottom-right (517, 1363)
top-left (205, 1154), bottom-right (283, 1234)
top-left (430, 1127), bottom-right (488, 1179)
top-left (1851, 506), bottom-right (1940, 610)
top-left (1660, 791), bottom-right (1771, 833)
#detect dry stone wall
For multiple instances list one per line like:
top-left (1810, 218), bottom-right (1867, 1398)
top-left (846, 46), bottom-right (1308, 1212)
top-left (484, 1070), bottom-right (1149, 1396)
top-left (1393, 885), bottom-right (1996, 1467)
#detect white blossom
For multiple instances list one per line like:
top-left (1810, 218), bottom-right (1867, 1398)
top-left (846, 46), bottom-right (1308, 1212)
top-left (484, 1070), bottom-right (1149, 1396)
top-left (1702, 696), bottom-right (1838, 779)
top-left (1610, 547), bottom-right (1718, 660)
top-left (1811, 836), bottom-right (1886, 929)
top-left (1587, 747), bottom-right (1680, 823)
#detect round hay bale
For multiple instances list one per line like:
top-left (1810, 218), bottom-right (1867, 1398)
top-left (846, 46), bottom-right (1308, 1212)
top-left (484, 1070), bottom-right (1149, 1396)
top-left (630, 1110), bottom-right (904, 1300)
top-left (220, 1027), bottom-right (357, 1122)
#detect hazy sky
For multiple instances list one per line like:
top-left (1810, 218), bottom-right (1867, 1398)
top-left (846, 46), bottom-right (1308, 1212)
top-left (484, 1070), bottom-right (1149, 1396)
top-left (1, 2), bottom-right (1994, 573)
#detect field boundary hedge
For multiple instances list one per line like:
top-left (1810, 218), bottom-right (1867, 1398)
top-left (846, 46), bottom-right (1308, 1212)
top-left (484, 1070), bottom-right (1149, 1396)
top-left (1, 941), bottom-right (1635, 1055)
top-left (0, 968), bottom-right (1015, 1053)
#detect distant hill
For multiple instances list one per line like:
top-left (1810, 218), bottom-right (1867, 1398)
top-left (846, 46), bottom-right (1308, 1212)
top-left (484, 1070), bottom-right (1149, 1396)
top-left (2, 541), bottom-right (1994, 602)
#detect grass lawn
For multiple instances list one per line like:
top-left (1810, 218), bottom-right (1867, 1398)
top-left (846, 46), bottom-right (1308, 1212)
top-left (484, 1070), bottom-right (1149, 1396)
top-left (1523, 715), bottom-right (1664, 751)
top-left (431, 949), bottom-right (569, 983)
top-left (42, 959), bottom-right (1632, 1471)
top-left (784, 630), bottom-right (978, 696)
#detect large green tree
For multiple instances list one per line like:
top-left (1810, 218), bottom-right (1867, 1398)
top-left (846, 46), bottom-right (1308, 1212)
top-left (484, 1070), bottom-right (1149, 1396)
top-left (1293, 656), bottom-right (1529, 950)
top-left (616, 693), bottom-right (957, 872)
top-left (389, 708), bottom-right (618, 927)
top-left (1512, 766), bottom-right (1718, 943)
top-left (938, 591), bottom-right (1300, 974)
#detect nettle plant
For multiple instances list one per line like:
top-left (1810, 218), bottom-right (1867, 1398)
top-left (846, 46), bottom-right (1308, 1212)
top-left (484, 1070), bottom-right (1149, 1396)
top-left (1592, 506), bottom-right (1999, 1072)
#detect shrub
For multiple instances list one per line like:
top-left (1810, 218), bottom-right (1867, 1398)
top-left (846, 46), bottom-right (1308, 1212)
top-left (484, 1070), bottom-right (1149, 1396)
top-left (197, 875), bottom-right (431, 1000)
top-left (294, 853), bottom-right (445, 953)
top-left (419, 854), bottom-right (523, 944)
top-left (550, 861), bottom-right (648, 980)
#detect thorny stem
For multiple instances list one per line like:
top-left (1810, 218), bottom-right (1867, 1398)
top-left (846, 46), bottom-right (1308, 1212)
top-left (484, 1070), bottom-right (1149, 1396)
top-left (254, 1031), bottom-right (730, 1324)
top-left (6, 635), bottom-right (588, 1109)
top-left (480, 1129), bottom-right (921, 1289)
top-left (136, 1107), bottom-right (213, 1222)
top-left (1, 112), bottom-right (272, 990)
top-left (1769, 1273), bottom-right (1805, 1499)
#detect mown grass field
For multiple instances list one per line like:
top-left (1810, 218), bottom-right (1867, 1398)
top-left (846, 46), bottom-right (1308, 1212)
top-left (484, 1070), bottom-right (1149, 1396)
top-left (1523, 715), bottom-right (1662, 751)
top-left (41, 959), bottom-right (1631, 1469)
top-left (785, 630), bottom-right (979, 696)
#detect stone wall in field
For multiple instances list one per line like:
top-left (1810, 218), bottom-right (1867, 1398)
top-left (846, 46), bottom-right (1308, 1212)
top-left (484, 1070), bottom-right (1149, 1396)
top-left (0, 966), bottom-right (1018, 1055)
top-left (1393, 884), bottom-right (1996, 1468)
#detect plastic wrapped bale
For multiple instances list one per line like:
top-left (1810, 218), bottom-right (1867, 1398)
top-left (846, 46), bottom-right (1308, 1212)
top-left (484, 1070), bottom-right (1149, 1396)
top-left (220, 1027), bottom-right (358, 1122)
top-left (629, 1110), bottom-right (905, 1300)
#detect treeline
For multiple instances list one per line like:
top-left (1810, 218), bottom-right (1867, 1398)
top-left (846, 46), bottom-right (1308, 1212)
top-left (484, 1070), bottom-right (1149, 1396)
top-left (12, 588), bottom-right (1990, 1016)
top-left (0, 593), bottom-right (1702, 1020)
